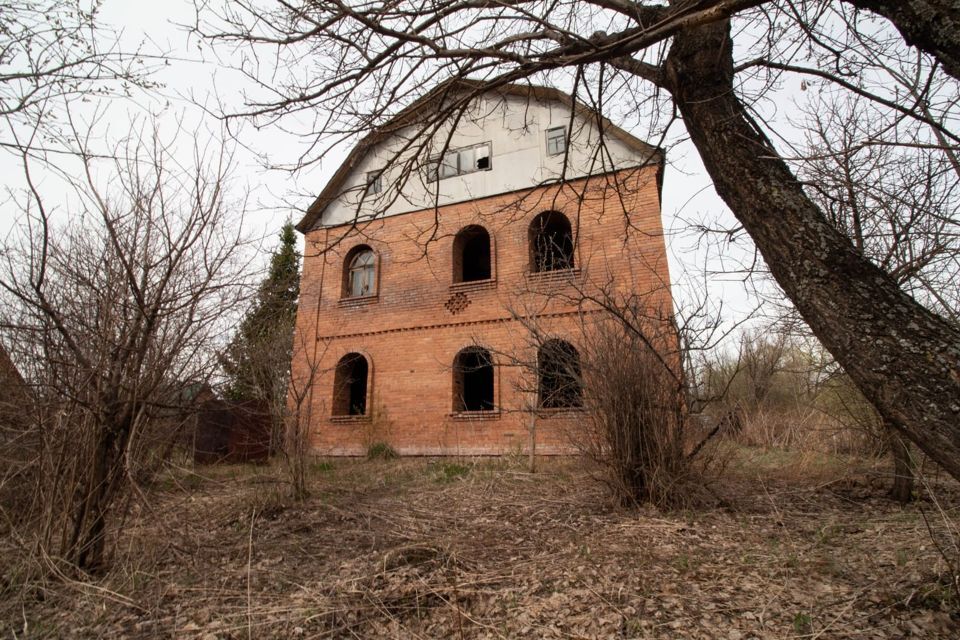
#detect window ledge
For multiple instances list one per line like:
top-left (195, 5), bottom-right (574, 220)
top-left (338, 294), bottom-right (379, 308)
top-left (450, 409), bottom-right (501, 421)
top-left (536, 406), bottom-right (586, 418)
top-left (449, 278), bottom-right (497, 293)
top-left (330, 414), bottom-right (372, 424)
top-left (525, 267), bottom-right (582, 283)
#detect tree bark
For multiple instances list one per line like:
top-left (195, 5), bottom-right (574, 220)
top-left (661, 19), bottom-right (960, 480)
top-left (887, 420), bottom-right (915, 504)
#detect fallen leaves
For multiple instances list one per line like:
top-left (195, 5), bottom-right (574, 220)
top-left (2, 455), bottom-right (958, 638)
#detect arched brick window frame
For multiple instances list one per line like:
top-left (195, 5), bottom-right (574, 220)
top-left (332, 352), bottom-right (371, 416)
top-left (341, 244), bottom-right (378, 299)
top-left (452, 225), bottom-right (493, 283)
top-left (528, 211), bottom-right (575, 273)
top-left (537, 339), bottom-right (583, 409)
top-left (452, 346), bottom-right (496, 412)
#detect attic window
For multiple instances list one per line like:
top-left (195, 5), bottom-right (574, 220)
top-left (546, 127), bottom-right (567, 156)
top-left (429, 142), bottom-right (492, 181)
top-left (366, 171), bottom-right (383, 195)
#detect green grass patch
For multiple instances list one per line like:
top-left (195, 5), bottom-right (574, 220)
top-left (793, 612), bottom-right (812, 634)
top-left (432, 461), bottom-right (470, 483)
top-left (367, 442), bottom-right (399, 460)
top-left (311, 460), bottom-right (335, 474)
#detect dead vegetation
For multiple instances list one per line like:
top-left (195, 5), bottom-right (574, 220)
top-left (575, 318), bottom-right (709, 509)
top-left (2, 449), bottom-right (957, 639)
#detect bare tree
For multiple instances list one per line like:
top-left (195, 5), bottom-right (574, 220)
top-left (1, 0), bottom-right (159, 150)
top-left (282, 330), bottom-right (329, 501)
top-left (793, 87), bottom-right (960, 501)
top-left (195, 0), bottom-right (960, 480)
top-left (800, 96), bottom-right (960, 323)
top-left (0, 121), bottom-right (251, 572)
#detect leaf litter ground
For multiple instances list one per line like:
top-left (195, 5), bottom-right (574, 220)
top-left (2, 450), bottom-right (958, 638)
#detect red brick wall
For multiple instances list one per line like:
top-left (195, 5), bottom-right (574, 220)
top-left (292, 166), bottom-right (673, 455)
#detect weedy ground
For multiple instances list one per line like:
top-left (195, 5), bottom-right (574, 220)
top-left (1, 447), bottom-right (958, 639)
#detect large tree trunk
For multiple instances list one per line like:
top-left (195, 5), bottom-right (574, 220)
top-left (887, 420), bottom-right (915, 504)
top-left (661, 19), bottom-right (960, 480)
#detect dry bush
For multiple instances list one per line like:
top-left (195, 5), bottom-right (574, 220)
top-left (732, 407), bottom-right (878, 456)
top-left (574, 318), bottom-right (716, 508)
top-left (503, 266), bottom-right (726, 506)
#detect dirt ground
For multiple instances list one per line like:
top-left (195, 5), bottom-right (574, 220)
top-left (2, 448), bottom-right (959, 639)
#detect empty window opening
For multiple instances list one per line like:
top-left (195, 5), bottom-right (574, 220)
top-left (333, 353), bottom-right (369, 416)
top-left (529, 211), bottom-right (575, 272)
top-left (453, 225), bottom-right (491, 283)
top-left (453, 347), bottom-right (495, 412)
top-left (366, 170), bottom-right (383, 195)
top-left (343, 246), bottom-right (375, 298)
top-left (546, 126), bottom-right (567, 156)
top-left (429, 142), bottom-right (492, 181)
top-left (538, 340), bottom-right (583, 409)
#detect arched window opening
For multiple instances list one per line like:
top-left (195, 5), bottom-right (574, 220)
top-left (343, 246), bottom-right (376, 298)
top-left (333, 353), bottom-right (369, 416)
top-left (453, 347), bottom-right (495, 412)
top-left (529, 211), bottom-right (574, 272)
top-left (538, 340), bottom-right (583, 409)
top-left (453, 225), bottom-right (491, 283)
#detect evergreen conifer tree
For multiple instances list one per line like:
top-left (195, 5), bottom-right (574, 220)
top-left (222, 222), bottom-right (300, 412)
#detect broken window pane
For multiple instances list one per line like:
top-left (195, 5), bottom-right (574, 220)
top-left (474, 144), bottom-right (490, 170)
top-left (429, 142), bottom-right (492, 181)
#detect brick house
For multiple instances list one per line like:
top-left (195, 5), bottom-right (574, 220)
top-left (292, 83), bottom-right (674, 455)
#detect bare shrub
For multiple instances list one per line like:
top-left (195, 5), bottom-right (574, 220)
top-left (499, 251), bottom-right (728, 507)
top-left (577, 320), bottom-right (687, 506)
top-left (0, 125), bottom-right (251, 572)
top-left (556, 310), bottom-right (724, 509)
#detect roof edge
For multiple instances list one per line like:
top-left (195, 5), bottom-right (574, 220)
top-left (296, 81), bottom-right (662, 234)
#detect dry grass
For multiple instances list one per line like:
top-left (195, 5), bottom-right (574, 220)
top-left (1, 449), bottom-right (959, 639)
top-left (733, 408), bottom-right (882, 458)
